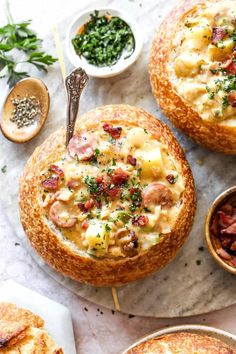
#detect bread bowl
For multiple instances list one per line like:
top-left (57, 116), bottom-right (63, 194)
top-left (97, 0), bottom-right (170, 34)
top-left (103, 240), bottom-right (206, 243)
top-left (19, 104), bottom-right (195, 287)
top-left (126, 332), bottom-right (236, 353)
top-left (0, 302), bottom-right (62, 353)
top-left (150, 0), bottom-right (236, 154)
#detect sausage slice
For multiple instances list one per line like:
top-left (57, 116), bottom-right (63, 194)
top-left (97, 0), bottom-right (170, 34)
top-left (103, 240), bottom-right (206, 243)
top-left (143, 182), bottom-right (174, 209)
top-left (49, 201), bottom-right (77, 228)
top-left (68, 133), bottom-right (96, 161)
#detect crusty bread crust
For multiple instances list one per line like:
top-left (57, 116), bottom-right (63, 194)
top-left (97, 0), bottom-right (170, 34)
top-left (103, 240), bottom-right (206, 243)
top-left (126, 332), bottom-right (236, 353)
top-left (19, 105), bottom-right (195, 287)
top-left (0, 303), bottom-right (63, 353)
top-left (149, 0), bottom-right (236, 154)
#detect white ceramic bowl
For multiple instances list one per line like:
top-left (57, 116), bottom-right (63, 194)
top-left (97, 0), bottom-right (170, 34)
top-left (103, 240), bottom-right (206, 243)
top-left (66, 7), bottom-right (143, 78)
top-left (122, 325), bottom-right (236, 353)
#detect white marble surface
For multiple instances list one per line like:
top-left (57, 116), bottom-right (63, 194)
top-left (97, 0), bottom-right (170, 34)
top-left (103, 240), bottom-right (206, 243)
top-left (0, 0), bottom-right (236, 353)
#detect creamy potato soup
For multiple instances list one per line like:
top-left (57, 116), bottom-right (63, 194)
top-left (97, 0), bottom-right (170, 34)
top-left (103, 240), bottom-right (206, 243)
top-left (40, 122), bottom-right (184, 259)
top-left (169, 0), bottom-right (236, 123)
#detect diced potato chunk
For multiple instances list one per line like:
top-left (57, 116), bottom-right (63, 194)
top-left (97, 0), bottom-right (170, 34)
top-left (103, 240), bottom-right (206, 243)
top-left (126, 127), bottom-right (148, 148)
top-left (85, 221), bottom-right (108, 256)
top-left (184, 22), bottom-right (212, 49)
top-left (174, 54), bottom-right (205, 77)
top-left (208, 39), bottom-right (234, 61)
top-left (135, 146), bottom-right (163, 178)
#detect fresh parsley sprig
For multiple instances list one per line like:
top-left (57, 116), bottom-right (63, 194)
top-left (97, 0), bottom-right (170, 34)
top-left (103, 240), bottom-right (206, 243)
top-left (0, 1), bottom-right (57, 87)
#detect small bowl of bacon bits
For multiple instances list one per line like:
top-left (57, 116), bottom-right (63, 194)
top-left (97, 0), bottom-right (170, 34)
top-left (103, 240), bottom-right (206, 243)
top-left (66, 8), bottom-right (143, 78)
top-left (205, 187), bottom-right (236, 274)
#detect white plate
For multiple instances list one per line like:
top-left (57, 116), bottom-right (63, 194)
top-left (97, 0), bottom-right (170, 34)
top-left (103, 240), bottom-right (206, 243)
top-left (122, 324), bottom-right (236, 353)
top-left (0, 280), bottom-right (76, 354)
top-left (66, 7), bottom-right (143, 78)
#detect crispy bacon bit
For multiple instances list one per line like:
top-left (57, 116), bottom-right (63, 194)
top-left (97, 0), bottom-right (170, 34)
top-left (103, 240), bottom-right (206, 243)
top-left (107, 186), bottom-right (121, 199)
top-left (221, 235), bottom-right (232, 248)
top-left (130, 230), bottom-right (138, 248)
top-left (228, 91), bottom-right (236, 107)
top-left (94, 199), bottom-right (102, 209)
top-left (42, 177), bottom-right (59, 190)
top-left (210, 198), bottom-right (236, 267)
top-left (77, 202), bottom-right (87, 213)
top-left (222, 222), bottom-right (236, 235)
top-left (81, 219), bottom-right (89, 230)
top-left (230, 257), bottom-right (236, 267)
top-left (123, 230), bottom-right (138, 252)
top-left (231, 241), bottom-right (236, 251)
top-left (216, 248), bottom-right (231, 260)
top-left (212, 27), bottom-right (226, 44)
top-left (50, 164), bottom-right (64, 177)
top-left (127, 155), bottom-right (137, 166)
top-left (218, 210), bottom-right (236, 228)
top-left (78, 199), bottom-right (94, 212)
top-left (132, 215), bottom-right (149, 227)
top-left (103, 123), bottom-right (122, 139)
top-left (221, 59), bottom-right (236, 74)
top-left (111, 168), bottom-right (129, 185)
top-left (96, 176), bottom-right (103, 184)
top-left (166, 174), bottom-right (176, 184)
top-left (84, 199), bottom-right (94, 210)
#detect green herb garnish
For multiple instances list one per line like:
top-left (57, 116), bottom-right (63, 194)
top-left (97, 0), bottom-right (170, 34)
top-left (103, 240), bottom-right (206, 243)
top-left (105, 224), bottom-right (111, 232)
top-left (84, 176), bottom-right (99, 194)
top-left (117, 211), bottom-right (131, 224)
top-left (1, 165), bottom-right (7, 173)
top-left (206, 85), bottom-right (215, 99)
top-left (222, 95), bottom-right (229, 108)
top-left (0, 1), bottom-right (57, 87)
top-left (72, 10), bottom-right (135, 67)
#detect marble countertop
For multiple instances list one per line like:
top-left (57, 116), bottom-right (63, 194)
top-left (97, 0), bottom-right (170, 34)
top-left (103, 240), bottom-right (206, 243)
top-left (0, 0), bottom-right (236, 353)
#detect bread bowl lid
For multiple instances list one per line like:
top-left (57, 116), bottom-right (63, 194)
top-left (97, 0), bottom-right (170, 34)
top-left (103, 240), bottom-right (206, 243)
top-left (122, 324), bottom-right (236, 353)
top-left (0, 280), bottom-right (76, 354)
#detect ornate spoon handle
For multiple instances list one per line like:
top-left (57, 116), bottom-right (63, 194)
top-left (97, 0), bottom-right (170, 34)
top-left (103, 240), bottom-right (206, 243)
top-left (65, 68), bottom-right (89, 146)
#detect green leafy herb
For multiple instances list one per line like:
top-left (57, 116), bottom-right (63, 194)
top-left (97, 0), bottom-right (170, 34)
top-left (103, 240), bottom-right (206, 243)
top-left (117, 211), bottom-right (131, 224)
top-left (210, 69), bottom-right (218, 75)
top-left (0, 2), bottom-right (57, 87)
top-left (231, 29), bottom-right (236, 42)
top-left (84, 176), bottom-right (99, 194)
top-left (105, 224), bottom-right (111, 232)
top-left (206, 85), bottom-right (215, 99)
top-left (222, 95), bottom-right (229, 108)
top-left (1, 165), bottom-right (7, 173)
top-left (72, 10), bottom-right (135, 67)
top-left (94, 148), bottom-right (100, 157)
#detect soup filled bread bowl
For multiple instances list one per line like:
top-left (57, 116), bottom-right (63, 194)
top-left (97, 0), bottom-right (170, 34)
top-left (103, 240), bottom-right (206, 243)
top-left (150, 0), bottom-right (236, 154)
top-left (19, 105), bottom-right (195, 287)
top-left (126, 332), bottom-right (236, 353)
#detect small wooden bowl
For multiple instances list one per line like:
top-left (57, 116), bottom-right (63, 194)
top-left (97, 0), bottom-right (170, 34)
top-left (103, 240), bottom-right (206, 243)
top-left (0, 77), bottom-right (50, 143)
top-left (205, 186), bottom-right (236, 275)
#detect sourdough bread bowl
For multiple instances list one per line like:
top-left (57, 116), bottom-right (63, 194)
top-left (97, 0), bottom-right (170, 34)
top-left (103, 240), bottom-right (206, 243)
top-left (150, 0), bottom-right (236, 154)
top-left (126, 332), bottom-right (236, 353)
top-left (19, 105), bottom-right (195, 287)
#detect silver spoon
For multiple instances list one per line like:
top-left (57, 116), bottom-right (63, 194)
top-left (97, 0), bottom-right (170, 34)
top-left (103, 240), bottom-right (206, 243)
top-left (65, 67), bottom-right (89, 146)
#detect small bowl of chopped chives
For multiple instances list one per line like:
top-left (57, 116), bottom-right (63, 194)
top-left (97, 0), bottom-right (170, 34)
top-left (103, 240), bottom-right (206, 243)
top-left (0, 77), bottom-right (50, 143)
top-left (66, 8), bottom-right (143, 78)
